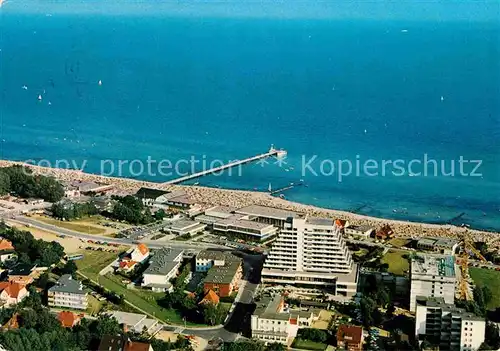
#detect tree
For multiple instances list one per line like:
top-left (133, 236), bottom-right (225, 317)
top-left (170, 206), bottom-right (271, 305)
top-left (298, 328), bottom-right (328, 343)
top-left (61, 260), bottom-right (78, 276)
top-left (265, 343), bottom-right (286, 351)
top-left (484, 322), bottom-right (500, 350)
top-left (0, 172), bottom-right (10, 195)
top-left (386, 303), bottom-right (396, 318)
top-left (223, 340), bottom-right (266, 351)
top-left (359, 296), bottom-right (382, 328)
top-left (154, 209), bottom-right (166, 221)
top-left (482, 286), bottom-right (493, 306)
top-left (93, 315), bottom-right (122, 338)
top-left (0, 166), bottom-right (64, 202)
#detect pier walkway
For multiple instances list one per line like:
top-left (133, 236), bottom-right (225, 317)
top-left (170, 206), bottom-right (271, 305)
top-left (163, 146), bottom-right (286, 185)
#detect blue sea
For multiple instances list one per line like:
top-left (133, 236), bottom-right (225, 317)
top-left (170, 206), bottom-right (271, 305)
top-left (0, 1), bottom-right (499, 231)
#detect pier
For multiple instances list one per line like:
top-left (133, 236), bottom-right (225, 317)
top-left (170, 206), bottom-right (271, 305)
top-left (269, 182), bottom-right (303, 195)
top-left (163, 146), bottom-right (286, 185)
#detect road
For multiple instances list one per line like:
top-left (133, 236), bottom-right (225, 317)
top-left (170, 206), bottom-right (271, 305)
top-left (164, 252), bottom-right (264, 342)
top-left (4, 215), bottom-right (227, 251)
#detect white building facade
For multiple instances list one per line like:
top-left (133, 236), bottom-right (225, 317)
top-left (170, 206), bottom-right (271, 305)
top-left (142, 248), bottom-right (184, 292)
top-left (410, 254), bottom-right (457, 311)
top-left (48, 275), bottom-right (88, 310)
top-left (262, 216), bottom-right (358, 298)
top-left (251, 295), bottom-right (299, 345)
top-left (415, 296), bottom-right (485, 351)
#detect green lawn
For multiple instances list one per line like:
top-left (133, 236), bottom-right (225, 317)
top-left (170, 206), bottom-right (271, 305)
top-left (291, 339), bottom-right (327, 351)
top-left (76, 250), bottom-right (118, 281)
top-left (388, 238), bottom-right (411, 248)
top-left (86, 295), bottom-right (104, 315)
top-left (381, 250), bottom-right (409, 275)
top-left (34, 216), bottom-right (107, 235)
top-left (98, 273), bottom-right (203, 326)
top-left (469, 267), bottom-right (500, 310)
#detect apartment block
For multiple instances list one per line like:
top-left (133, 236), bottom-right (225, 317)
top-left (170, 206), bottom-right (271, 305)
top-left (415, 296), bottom-right (485, 351)
top-left (48, 275), bottom-right (88, 310)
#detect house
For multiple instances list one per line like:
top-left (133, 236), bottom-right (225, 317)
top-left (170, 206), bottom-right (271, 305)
top-left (0, 237), bottom-right (16, 263)
top-left (0, 281), bottom-right (29, 307)
top-left (8, 264), bottom-right (37, 284)
top-left (58, 311), bottom-right (82, 328)
top-left (251, 294), bottom-right (302, 345)
top-left (376, 224), bottom-right (394, 240)
top-left (141, 248), bottom-right (184, 292)
top-left (98, 335), bottom-right (153, 351)
top-left (344, 225), bottom-right (375, 239)
top-left (337, 324), bottom-right (364, 351)
top-left (0, 237), bottom-right (14, 252)
top-left (92, 195), bottom-right (114, 212)
top-left (119, 260), bottom-right (138, 273)
top-left (24, 198), bottom-right (44, 206)
top-left (48, 275), bottom-right (88, 310)
top-left (135, 187), bottom-right (169, 207)
top-left (120, 244), bottom-right (150, 272)
top-left (131, 243), bottom-right (149, 263)
top-left (199, 290), bottom-right (220, 305)
top-left (203, 260), bottom-right (242, 298)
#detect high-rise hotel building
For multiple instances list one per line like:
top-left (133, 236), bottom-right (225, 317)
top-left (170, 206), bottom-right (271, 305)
top-left (262, 215), bottom-right (358, 298)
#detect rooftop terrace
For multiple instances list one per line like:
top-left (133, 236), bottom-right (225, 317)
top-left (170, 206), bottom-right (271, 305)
top-left (411, 254), bottom-right (456, 277)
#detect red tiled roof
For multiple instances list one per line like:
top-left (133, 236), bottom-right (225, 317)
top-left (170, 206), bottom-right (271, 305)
top-left (120, 260), bottom-right (137, 268)
top-left (337, 324), bottom-right (363, 344)
top-left (289, 318), bottom-right (297, 325)
top-left (0, 238), bottom-right (14, 251)
top-left (200, 290), bottom-right (220, 305)
top-left (137, 243), bottom-right (149, 255)
top-left (0, 281), bottom-right (25, 299)
top-left (124, 340), bottom-right (151, 351)
top-left (58, 311), bottom-right (80, 328)
top-left (335, 219), bottom-right (346, 228)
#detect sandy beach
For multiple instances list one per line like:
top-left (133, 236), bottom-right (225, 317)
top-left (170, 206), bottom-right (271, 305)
top-left (1, 160), bottom-right (498, 247)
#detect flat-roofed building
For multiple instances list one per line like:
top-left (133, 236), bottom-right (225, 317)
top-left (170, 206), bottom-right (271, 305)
top-left (235, 205), bottom-right (301, 228)
top-left (142, 248), bottom-right (184, 292)
top-left (195, 250), bottom-right (239, 272)
top-left (415, 296), bottom-right (485, 351)
top-left (410, 254), bottom-right (457, 312)
top-left (262, 215), bottom-right (358, 298)
top-left (106, 311), bottom-right (162, 335)
top-left (204, 206), bottom-right (237, 219)
top-left (416, 237), bottom-right (459, 255)
top-left (168, 219), bottom-right (206, 236)
top-left (213, 215), bottom-right (278, 242)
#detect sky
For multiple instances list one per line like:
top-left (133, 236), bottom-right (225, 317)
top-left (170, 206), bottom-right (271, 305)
top-left (1, 0), bottom-right (499, 22)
